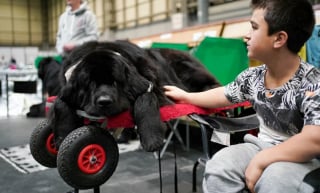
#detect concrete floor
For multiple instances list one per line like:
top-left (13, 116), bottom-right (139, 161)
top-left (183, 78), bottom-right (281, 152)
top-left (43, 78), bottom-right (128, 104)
top-left (0, 115), bottom-right (205, 193)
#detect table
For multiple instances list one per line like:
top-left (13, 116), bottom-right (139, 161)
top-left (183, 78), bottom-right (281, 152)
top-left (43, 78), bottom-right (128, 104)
top-left (0, 69), bottom-right (38, 117)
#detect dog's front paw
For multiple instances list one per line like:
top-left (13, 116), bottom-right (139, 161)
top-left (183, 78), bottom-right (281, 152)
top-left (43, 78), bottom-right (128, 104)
top-left (137, 123), bottom-right (165, 152)
top-left (139, 133), bottom-right (164, 152)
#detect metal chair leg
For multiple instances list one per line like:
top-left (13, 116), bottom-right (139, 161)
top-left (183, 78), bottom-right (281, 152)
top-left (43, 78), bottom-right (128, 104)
top-left (93, 187), bottom-right (100, 193)
top-left (192, 160), bottom-right (200, 192)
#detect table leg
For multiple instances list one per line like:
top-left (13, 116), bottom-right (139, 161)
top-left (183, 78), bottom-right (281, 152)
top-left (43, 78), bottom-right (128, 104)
top-left (6, 74), bottom-right (8, 117)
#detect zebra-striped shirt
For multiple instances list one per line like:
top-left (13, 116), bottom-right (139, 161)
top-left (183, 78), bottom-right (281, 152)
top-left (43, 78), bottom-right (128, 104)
top-left (225, 61), bottom-right (320, 144)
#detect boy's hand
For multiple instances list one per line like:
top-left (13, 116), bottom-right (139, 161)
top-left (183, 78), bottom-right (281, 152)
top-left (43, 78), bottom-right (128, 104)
top-left (245, 151), bottom-right (269, 193)
top-left (163, 85), bottom-right (188, 103)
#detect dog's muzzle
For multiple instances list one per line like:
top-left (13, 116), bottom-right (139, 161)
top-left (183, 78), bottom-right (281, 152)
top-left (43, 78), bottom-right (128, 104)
top-left (96, 95), bottom-right (113, 107)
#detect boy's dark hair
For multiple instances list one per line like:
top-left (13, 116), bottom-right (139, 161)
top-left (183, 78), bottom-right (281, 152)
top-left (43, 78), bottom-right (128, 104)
top-left (251, 0), bottom-right (315, 53)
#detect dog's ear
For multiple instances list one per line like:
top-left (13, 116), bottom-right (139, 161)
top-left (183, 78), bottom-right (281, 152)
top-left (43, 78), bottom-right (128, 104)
top-left (60, 60), bottom-right (93, 109)
top-left (98, 51), bottom-right (153, 100)
top-left (126, 71), bottom-right (152, 99)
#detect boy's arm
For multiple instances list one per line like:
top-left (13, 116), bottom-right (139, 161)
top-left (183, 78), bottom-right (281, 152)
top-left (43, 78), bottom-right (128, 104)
top-left (246, 125), bottom-right (320, 192)
top-left (163, 86), bottom-right (233, 108)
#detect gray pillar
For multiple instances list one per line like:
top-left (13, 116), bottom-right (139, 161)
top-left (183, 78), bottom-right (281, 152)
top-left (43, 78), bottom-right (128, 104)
top-left (198, 0), bottom-right (209, 24)
top-left (171, 0), bottom-right (188, 29)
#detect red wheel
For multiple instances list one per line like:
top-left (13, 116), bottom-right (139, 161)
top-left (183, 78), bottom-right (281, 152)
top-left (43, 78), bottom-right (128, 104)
top-left (29, 119), bottom-right (57, 168)
top-left (77, 144), bottom-right (106, 174)
top-left (57, 126), bottom-right (119, 189)
top-left (46, 133), bottom-right (58, 155)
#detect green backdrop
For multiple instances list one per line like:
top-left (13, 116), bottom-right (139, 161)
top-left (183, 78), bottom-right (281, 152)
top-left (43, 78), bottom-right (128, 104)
top-left (151, 42), bottom-right (190, 51)
top-left (192, 37), bottom-right (249, 85)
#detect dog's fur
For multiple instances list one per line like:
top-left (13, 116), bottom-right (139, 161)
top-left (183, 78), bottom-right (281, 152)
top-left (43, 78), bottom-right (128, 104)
top-left (27, 57), bottom-right (62, 117)
top-left (49, 40), bottom-right (220, 152)
top-left (38, 57), bottom-right (62, 97)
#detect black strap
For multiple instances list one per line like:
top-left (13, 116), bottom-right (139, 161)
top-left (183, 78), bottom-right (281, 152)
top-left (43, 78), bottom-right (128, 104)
top-left (158, 122), bottom-right (179, 193)
top-left (158, 150), bottom-right (163, 193)
top-left (173, 134), bottom-right (178, 193)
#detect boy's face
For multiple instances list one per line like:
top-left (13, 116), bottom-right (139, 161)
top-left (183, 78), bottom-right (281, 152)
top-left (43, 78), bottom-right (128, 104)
top-left (244, 8), bottom-right (276, 62)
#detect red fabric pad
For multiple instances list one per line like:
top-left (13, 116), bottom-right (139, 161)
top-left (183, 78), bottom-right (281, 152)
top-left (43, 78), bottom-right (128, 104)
top-left (46, 96), bottom-right (251, 129)
top-left (105, 101), bottom-right (251, 128)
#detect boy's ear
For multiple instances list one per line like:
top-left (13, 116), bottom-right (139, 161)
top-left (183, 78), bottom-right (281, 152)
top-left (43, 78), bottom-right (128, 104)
top-left (273, 31), bottom-right (288, 48)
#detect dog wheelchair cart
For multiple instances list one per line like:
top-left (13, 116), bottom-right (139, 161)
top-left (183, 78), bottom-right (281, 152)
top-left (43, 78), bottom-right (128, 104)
top-left (30, 96), bottom-right (256, 192)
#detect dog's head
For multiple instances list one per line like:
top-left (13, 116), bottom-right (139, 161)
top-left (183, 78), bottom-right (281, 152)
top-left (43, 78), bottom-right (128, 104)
top-left (38, 57), bottom-right (57, 80)
top-left (60, 48), bottom-right (155, 117)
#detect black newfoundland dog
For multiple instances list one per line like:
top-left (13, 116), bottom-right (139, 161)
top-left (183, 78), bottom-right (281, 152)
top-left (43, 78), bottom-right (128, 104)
top-left (49, 40), bottom-right (220, 152)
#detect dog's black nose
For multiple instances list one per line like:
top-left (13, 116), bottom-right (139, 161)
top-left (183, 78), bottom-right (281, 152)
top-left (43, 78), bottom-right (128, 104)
top-left (97, 96), bottom-right (113, 107)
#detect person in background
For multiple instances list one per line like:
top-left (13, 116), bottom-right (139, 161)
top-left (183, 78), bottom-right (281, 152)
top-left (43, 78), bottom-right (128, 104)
top-left (164, 0), bottom-right (320, 192)
top-left (56, 0), bottom-right (99, 57)
top-left (0, 55), bottom-right (8, 69)
top-left (9, 57), bottom-right (17, 69)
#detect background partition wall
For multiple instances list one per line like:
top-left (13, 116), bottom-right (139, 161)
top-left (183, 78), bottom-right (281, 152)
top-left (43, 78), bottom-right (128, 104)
top-left (0, 0), bottom-right (43, 46)
top-left (0, 0), bottom-right (247, 48)
top-left (0, 0), bottom-right (319, 57)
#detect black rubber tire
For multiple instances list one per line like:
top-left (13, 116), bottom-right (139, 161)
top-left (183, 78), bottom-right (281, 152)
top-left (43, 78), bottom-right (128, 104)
top-left (29, 119), bottom-right (57, 168)
top-left (57, 125), bottom-right (119, 190)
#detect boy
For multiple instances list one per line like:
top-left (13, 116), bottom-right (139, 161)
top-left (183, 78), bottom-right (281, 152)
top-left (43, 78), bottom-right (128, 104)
top-left (164, 0), bottom-right (320, 192)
